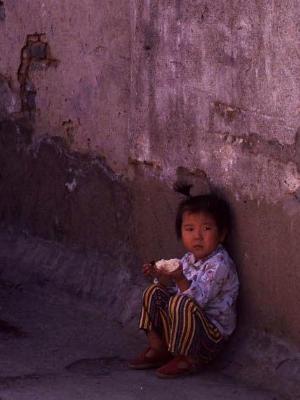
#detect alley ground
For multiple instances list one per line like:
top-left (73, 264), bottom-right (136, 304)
top-left (0, 281), bottom-right (286, 400)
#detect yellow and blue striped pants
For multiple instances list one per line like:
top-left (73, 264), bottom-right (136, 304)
top-left (139, 284), bottom-right (225, 363)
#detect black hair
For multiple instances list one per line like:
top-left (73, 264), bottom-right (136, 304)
top-left (174, 184), bottom-right (231, 240)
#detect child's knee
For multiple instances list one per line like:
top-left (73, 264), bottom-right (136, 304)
top-left (142, 283), bottom-right (158, 298)
top-left (168, 294), bottom-right (198, 316)
top-left (142, 283), bottom-right (169, 305)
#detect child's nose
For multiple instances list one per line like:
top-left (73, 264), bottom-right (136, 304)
top-left (194, 228), bottom-right (203, 239)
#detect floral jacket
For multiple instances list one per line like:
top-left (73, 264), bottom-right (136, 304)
top-left (179, 245), bottom-right (239, 337)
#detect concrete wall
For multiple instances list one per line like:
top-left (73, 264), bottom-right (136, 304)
top-left (0, 1), bottom-right (300, 347)
top-left (0, 0), bottom-right (131, 169)
top-left (130, 1), bottom-right (300, 199)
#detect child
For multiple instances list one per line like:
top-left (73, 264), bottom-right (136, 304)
top-left (129, 187), bottom-right (239, 378)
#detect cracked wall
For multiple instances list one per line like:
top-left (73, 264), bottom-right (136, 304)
top-left (18, 33), bottom-right (59, 117)
top-left (128, 1), bottom-right (300, 346)
top-left (129, 1), bottom-right (300, 203)
top-left (0, 1), bottom-right (131, 167)
top-left (0, 1), bottom-right (300, 347)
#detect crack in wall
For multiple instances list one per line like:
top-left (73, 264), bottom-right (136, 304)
top-left (17, 33), bottom-right (59, 118)
top-left (211, 101), bottom-right (300, 172)
top-left (220, 130), bottom-right (298, 172)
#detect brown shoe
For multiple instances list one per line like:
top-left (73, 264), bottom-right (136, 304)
top-left (156, 355), bottom-right (198, 378)
top-left (128, 347), bottom-right (173, 370)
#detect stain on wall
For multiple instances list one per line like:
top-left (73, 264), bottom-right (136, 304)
top-left (18, 33), bottom-right (59, 118)
top-left (0, 119), bottom-right (133, 252)
top-left (129, 0), bottom-right (300, 202)
top-left (0, 1), bottom-right (5, 21)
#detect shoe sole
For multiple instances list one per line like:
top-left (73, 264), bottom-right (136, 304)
top-left (128, 354), bottom-right (173, 370)
top-left (128, 361), bottom-right (165, 370)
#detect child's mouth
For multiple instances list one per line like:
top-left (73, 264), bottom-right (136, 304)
top-left (193, 245), bottom-right (203, 249)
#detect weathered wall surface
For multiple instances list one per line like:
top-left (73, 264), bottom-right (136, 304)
top-left (0, 119), bottom-right (133, 252)
top-left (129, 0), bottom-right (300, 347)
top-left (1, 1), bottom-right (299, 196)
top-left (0, 118), bottom-right (143, 331)
top-left (0, 0), bottom-right (131, 169)
top-left (130, 1), bottom-right (300, 200)
top-left (0, 0), bottom-right (300, 350)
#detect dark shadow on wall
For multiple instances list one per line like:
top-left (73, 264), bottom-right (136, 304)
top-left (0, 2), bottom-right (5, 21)
top-left (0, 118), bottom-right (132, 253)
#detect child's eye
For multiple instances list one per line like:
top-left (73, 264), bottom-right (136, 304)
top-left (203, 226), bottom-right (212, 231)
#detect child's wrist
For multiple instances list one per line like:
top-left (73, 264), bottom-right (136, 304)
top-left (176, 276), bottom-right (191, 292)
top-left (174, 274), bottom-right (188, 285)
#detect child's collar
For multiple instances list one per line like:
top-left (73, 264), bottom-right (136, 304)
top-left (189, 244), bottom-right (223, 267)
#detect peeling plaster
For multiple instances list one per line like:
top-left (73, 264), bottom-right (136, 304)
top-left (17, 33), bottom-right (59, 118)
top-left (65, 178), bottom-right (77, 192)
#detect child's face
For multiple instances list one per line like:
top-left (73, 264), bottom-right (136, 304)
top-left (181, 211), bottom-right (226, 260)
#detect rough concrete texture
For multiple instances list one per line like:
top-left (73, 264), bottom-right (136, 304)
top-left (0, 0), bottom-right (300, 397)
top-left (0, 1), bottom-right (299, 198)
top-left (0, 118), bottom-right (133, 252)
top-left (0, 0), bottom-right (131, 169)
top-left (0, 230), bottom-right (142, 331)
top-left (130, 1), bottom-right (300, 201)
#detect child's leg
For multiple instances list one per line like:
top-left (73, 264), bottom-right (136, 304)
top-left (147, 330), bottom-right (165, 353)
top-left (168, 294), bottom-right (224, 363)
top-left (154, 295), bottom-right (225, 377)
top-left (128, 284), bottom-right (173, 369)
top-left (139, 283), bottom-right (172, 352)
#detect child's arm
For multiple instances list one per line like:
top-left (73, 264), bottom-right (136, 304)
top-left (181, 261), bottom-right (230, 307)
top-left (155, 263), bottom-right (191, 292)
top-left (174, 274), bottom-right (191, 292)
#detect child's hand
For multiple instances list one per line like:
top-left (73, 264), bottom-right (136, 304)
top-left (142, 263), bottom-right (158, 278)
top-left (158, 263), bottom-right (184, 282)
top-left (142, 262), bottom-right (173, 287)
top-left (158, 263), bottom-right (191, 292)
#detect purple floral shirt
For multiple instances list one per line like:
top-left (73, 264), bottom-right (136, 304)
top-left (179, 245), bottom-right (239, 337)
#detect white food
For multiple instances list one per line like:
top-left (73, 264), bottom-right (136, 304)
top-left (155, 258), bottom-right (180, 272)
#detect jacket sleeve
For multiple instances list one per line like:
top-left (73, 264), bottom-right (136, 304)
top-left (181, 260), bottom-right (228, 307)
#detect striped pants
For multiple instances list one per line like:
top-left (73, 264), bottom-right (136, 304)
top-left (139, 284), bottom-right (225, 363)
